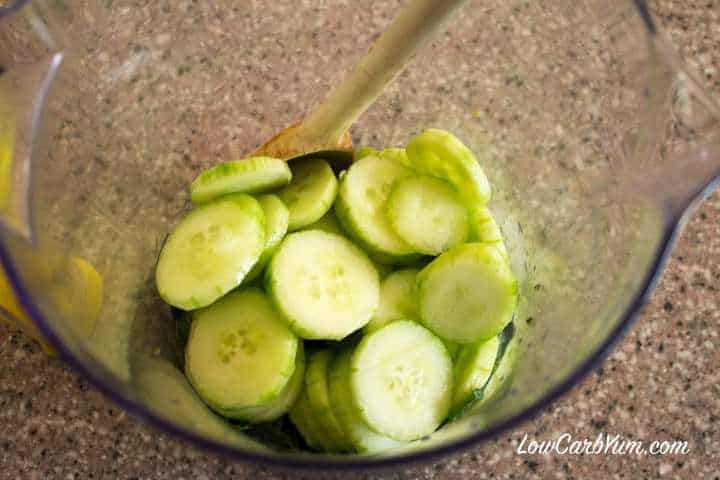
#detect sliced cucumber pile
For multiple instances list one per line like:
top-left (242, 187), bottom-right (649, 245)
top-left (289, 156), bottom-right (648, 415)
top-left (266, 230), bottom-right (379, 340)
top-left (335, 154), bottom-right (417, 263)
top-left (302, 210), bottom-right (343, 236)
top-left (244, 194), bottom-right (290, 283)
top-left (185, 289), bottom-right (300, 421)
top-left (405, 128), bottom-right (492, 205)
top-left (417, 243), bottom-right (517, 343)
top-left (279, 158), bottom-right (338, 231)
top-left (451, 336), bottom-right (499, 414)
top-left (190, 157), bottom-right (292, 204)
top-left (378, 147), bottom-right (409, 165)
top-left (228, 342), bottom-right (306, 424)
top-left (354, 146), bottom-right (379, 162)
top-left (154, 129), bottom-right (519, 454)
top-left (351, 320), bottom-right (453, 441)
top-left (304, 349), bottom-right (352, 452)
top-left (289, 390), bottom-right (325, 451)
top-left (448, 321), bottom-right (517, 421)
top-left (327, 348), bottom-right (404, 453)
top-left (387, 175), bottom-right (469, 255)
top-left (155, 194), bottom-right (266, 310)
top-left (469, 206), bottom-right (509, 260)
top-left (364, 268), bottom-right (419, 333)
top-left (479, 322), bottom-right (519, 407)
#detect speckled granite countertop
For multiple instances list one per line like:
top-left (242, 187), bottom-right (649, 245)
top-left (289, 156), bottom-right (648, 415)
top-left (1, 0), bottom-right (719, 479)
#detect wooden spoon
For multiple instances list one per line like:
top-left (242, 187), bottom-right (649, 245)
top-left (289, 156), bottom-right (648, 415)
top-left (252, 0), bottom-right (470, 162)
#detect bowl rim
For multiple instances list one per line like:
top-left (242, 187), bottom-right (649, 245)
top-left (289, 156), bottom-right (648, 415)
top-left (1, 0), bottom-right (693, 471)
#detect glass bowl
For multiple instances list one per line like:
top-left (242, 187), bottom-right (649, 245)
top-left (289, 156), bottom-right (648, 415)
top-left (0, 0), bottom-right (718, 471)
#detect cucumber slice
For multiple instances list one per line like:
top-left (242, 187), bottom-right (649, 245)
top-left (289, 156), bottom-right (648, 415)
top-left (335, 155), bottom-right (419, 263)
top-left (469, 206), bottom-right (509, 260)
top-left (417, 243), bottom-right (517, 343)
top-left (354, 146), bottom-right (378, 161)
top-left (351, 320), bottom-right (453, 441)
top-left (405, 129), bottom-right (492, 205)
top-left (190, 157), bottom-right (292, 204)
top-left (231, 343), bottom-right (306, 423)
top-left (185, 288), bottom-right (299, 420)
top-left (305, 350), bottom-right (353, 452)
top-left (387, 175), bottom-right (469, 255)
top-left (354, 146), bottom-right (405, 163)
top-left (469, 207), bottom-right (501, 242)
top-left (450, 336), bottom-right (500, 414)
top-left (449, 321), bottom-right (516, 420)
top-left (378, 147), bottom-right (409, 165)
top-left (480, 324), bottom-right (518, 405)
top-left (155, 194), bottom-right (266, 310)
top-left (443, 340), bottom-right (460, 359)
top-left (364, 269), bottom-right (419, 333)
top-left (135, 357), bottom-right (265, 450)
top-left (302, 210), bottom-right (343, 236)
top-left (266, 230), bottom-right (379, 340)
top-left (289, 390), bottom-right (325, 451)
top-left (373, 261), bottom-right (394, 279)
top-left (302, 212), bottom-right (398, 277)
top-left (278, 158), bottom-right (338, 231)
top-left (310, 207), bottom-right (396, 277)
top-left (328, 349), bottom-right (404, 453)
top-left (244, 194), bottom-right (290, 283)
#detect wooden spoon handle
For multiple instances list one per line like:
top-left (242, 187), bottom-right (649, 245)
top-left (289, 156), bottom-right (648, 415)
top-left (299, 0), bottom-right (471, 145)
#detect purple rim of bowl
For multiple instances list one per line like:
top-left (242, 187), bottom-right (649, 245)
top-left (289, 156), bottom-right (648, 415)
top-left (3, 0), bottom-right (711, 471)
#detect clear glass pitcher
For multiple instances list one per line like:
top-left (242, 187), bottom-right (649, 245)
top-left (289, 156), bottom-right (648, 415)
top-left (0, 0), bottom-right (718, 469)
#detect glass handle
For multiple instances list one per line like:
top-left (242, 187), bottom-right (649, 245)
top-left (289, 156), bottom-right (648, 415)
top-left (621, 30), bottom-right (720, 224)
top-left (1, 1), bottom-right (102, 355)
top-left (0, 52), bottom-right (63, 240)
top-left (0, 261), bottom-right (56, 354)
top-left (655, 35), bottom-right (720, 217)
